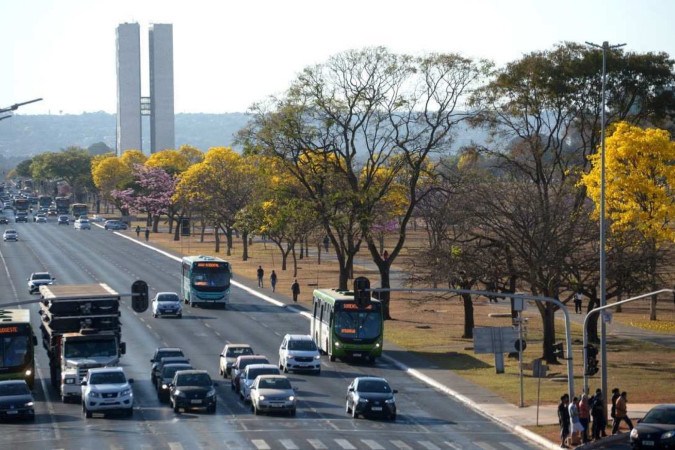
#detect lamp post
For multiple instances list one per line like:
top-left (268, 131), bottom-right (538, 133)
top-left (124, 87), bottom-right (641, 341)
top-left (585, 41), bottom-right (626, 417)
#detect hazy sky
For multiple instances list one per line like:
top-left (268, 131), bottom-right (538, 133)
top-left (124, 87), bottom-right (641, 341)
top-left (2, 0), bottom-right (674, 115)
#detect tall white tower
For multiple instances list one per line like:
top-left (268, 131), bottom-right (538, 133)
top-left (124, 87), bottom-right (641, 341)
top-left (115, 23), bottom-right (142, 155)
top-left (149, 23), bottom-right (175, 153)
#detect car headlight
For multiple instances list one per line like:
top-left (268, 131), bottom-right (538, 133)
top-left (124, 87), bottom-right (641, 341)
top-left (385, 398), bottom-right (395, 404)
top-left (375, 342), bottom-right (381, 348)
top-left (288, 396), bottom-right (295, 402)
top-left (89, 391), bottom-right (100, 398)
top-left (357, 397), bottom-right (368, 403)
top-left (173, 389), bottom-right (183, 396)
top-left (25, 369), bottom-right (32, 377)
top-left (286, 355), bottom-right (293, 360)
top-left (161, 384), bottom-right (168, 390)
top-left (662, 430), bottom-right (675, 440)
top-left (335, 342), bottom-right (340, 347)
top-left (314, 354), bottom-right (321, 360)
top-left (206, 388), bottom-right (216, 398)
top-left (258, 395), bottom-right (265, 401)
top-left (121, 389), bottom-right (132, 396)
top-left (24, 401), bottom-right (34, 407)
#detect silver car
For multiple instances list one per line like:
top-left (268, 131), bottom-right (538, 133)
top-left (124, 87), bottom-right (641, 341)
top-left (250, 375), bottom-right (296, 416)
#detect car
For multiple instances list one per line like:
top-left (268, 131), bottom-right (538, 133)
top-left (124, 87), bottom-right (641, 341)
top-left (345, 376), bottom-right (397, 420)
top-left (231, 355), bottom-right (270, 393)
top-left (219, 344), bottom-right (255, 378)
top-left (630, 404), bottom-right (675, 449)
top-left (250, 375), bottom-right (296, 416)
top-left (152, 355), bottom-right (190, 387)
top-left (152, 292), bottom-right (183, 318)
top-left (38, 207), bottom-right (49, 214)
top-left (27, 272), bottom-right (55, 294)
top-left (278, 334), bottom-right (321, 374)
top-left (0, 380), bottom-right (35, 421)
top-left (0, 217), bottom-right (8, 225)
top-left (34, 214), bottom-right (47, 223)
top-left (47, 207), bottom-right (58, 216)
top-left (238, 363), bottom-right (280, 402)
top-left (57, 215), bottom-right (70, 225)
top-left (150, 347), bottom-right (185, 384)
top-left (89, 215), bottom-right (105, 222)
top-left (3, 229), bottom-right (18, 241)
top-left (81, 367), bottom-right (134, 418)
top-left (104, 220), bottom-right (128, 230)
top-left (15, 213), bottom-right (28, 223)
top-left (169, 369), bottom-right (217, 414)
top-left (156, 363), bottom-right (193, 402)
top-left (74, 218), bottom-right (91, 230)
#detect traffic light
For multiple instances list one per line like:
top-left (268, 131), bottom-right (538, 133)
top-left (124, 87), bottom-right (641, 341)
top-left (552, 342), bottom-right (564, 359)
top-left (585, 344), bottom-right (599, 376)
top-left (353, 277), bottom-right (370, 307)
top-left (131, 280), bottom-right (149, 313)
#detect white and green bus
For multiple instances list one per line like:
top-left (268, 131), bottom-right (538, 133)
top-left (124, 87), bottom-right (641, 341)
top-left (310, 289), bottom-right (383, 363)
top-left (181, 255), bottom-right (232, 308)
top-left (0, 309), bottom-right (37, 389)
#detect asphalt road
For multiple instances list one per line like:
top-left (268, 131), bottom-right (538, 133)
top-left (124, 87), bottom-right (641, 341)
top-left (0, 215), bottom-right (540, 450)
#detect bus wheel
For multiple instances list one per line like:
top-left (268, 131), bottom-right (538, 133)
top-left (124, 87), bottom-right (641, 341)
top-left (368, 355), bottom-right (376, 364)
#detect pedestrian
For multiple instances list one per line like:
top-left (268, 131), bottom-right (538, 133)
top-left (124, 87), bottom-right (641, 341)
top-left (579, 393), bottom-right (591, 444)
top-left (610, 387), bottom-right (620, 428)
top-left (135, 225), bottom-right (141, 237)
top-left (574, 291), bottom-right (583, 314)
top-left (558, 393), bottom-right (571, 448)
top-left (144, 228), bottom-right (150, 241)
top-left (569, 396), bottom-right (583, 446)
top-left (612, 391), bottom-right (634, 434)
top-left (291, 279), bottom-right (300, 302)
top-left (323, 235), bottom-right (330, 252)
top-left (257, 266), bottom-right (264, 287)
top-left (590, 389), bottom-right (606, 440)
top-left (270, 270), bottom-right (277, 292)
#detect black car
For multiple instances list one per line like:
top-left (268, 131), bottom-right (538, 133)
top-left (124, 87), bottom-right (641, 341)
top-left (345, 376), bottom-right (397, 420)
top-left (0, 380), bottom-right (35, 421)
top-left (0, 217), bottom-right (8, 225)
top-left (169, 370), bottom-right (217, 413)
top-left (156, 363), bottom-right (193, 402)
top-left (152, 355), bottom-right (189, 387)
top-left (57, 215), bottom-right (69, 225)
top-left (630, 404), bottom-right (675, 449)
top-left (150, 347), bottom-right (185, 385)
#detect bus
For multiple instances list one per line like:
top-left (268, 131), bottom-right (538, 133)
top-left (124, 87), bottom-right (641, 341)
top-left (38, 195), bottom-right (52, 210)
top-left (311, 289), bottom-right (383, 363)
top-left (0, 309), bottom-right (37, 389)
top-left (71, 203), bottom-right (88, 218)
top-left (55, 196), bottom-right (71, 215)
top-left (14, 198), bottom-right (30, 212)
top-left (181, 255), bottom-right (232, 308)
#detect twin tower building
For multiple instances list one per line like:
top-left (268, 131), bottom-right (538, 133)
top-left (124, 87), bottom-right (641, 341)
top-left (116, 23), bottom-right (175, 156)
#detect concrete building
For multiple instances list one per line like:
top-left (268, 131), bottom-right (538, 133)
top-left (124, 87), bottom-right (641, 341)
top-left (148, 23), bottom-right (175, 153)
top-left (115, 23), bottom-right (142, 155)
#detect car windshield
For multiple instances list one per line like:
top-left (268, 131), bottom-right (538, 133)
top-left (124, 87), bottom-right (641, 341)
top-left (239, 358), bottom-right (269, 370)
top-left (226, 347), bottom-right (254, 358)
top-left (258, 378), bottom-right (292, 390)
top-left (357, 379), bottom-right (392, 393)
top-left (288, 340), bottom-right (317, 351)
top-left (247, 367), bottom-right (279, 380)
top-left (33, 273), bottom-right (51, 280)
top-left (156, 350), bottom-right (183, 361)
top-left (89, 372), bottom-right (126, 384)
top-left (642, 408), bottom-right (675, 425)
top-left (157, 294), bottom-right (180, 303)
top-left (176, 373), bottom-right (212, 386)
top-left (162, 365), bottom-right (191, 379)
top-left (0, 383), bottom-right (30, 396)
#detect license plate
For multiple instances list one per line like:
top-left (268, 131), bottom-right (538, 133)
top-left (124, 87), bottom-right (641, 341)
top-left (6, 410), bottom-right (18, 415)
top-left (643, 441), bottom-right (654, 446)
top-left (353, 353), bottom-right (362, 357)
top-left (371, 406), bottom-right (382, 411)
top-left (190, 399), bottom-right (202, 404)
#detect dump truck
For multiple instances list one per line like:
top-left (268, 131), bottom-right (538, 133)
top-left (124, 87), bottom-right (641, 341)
top-left (38, 283), bottom-right (126, 403)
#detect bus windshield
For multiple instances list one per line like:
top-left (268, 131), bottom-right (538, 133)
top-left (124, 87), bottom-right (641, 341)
top-left (334, 309), bottom-right (382, 340)
top-left (191, 266), bottom-right (230, 290)
top-left (0, 335), bottom-right (31, 368)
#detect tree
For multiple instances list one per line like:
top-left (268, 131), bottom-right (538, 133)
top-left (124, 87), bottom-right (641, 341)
top-left (14, 159), bottom-right (32, 178)
top-left (581, 122), bottom-right (675, 319)
top-left (92, 155), bottom-right (133, 213)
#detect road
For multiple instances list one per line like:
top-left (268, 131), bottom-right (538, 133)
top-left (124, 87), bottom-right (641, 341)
top-left (0, 215), bottom-right (541, 450)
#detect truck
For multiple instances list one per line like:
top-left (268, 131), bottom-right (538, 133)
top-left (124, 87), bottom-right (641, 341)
top-left (38, 283), bottom-right (126, 403)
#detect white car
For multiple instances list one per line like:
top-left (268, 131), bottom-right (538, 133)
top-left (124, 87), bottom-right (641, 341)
top-left (152, 292), bottom-right (183, 318)
top-left (278, 334), bottom-right (321, 374)
top-left (219, 344), bottom-right (254, 378)
top-left (250, 375), bottom-right (296, 416)
top-left (2, 229), bottom-right (18, 241)
top-left (74, 218), bottom-right (91, 230)
top-left (81, 367), bottom-right (134, 418)
top-left (238, 363), bottom-right (280, 402)
top-left (27, 272), bottom-right (55, 294)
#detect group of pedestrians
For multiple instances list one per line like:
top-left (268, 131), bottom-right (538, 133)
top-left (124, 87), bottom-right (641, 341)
top-left (558, 387), bottom-right (633, 448)
top-left (256, 265), bottom-right (301, 302)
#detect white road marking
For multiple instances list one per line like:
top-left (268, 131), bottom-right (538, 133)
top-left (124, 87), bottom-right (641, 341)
top-left (334, 439), bottom-right (356, 449)
top-left (252, 440), bottom-right (271, 450)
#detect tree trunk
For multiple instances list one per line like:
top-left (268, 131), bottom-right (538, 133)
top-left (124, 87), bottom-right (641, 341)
top-left (152, 215), bottom-right (159, 233)
top-left (649, 246), bottom-right (658, 321)
top-left (242, 231), bottom-right (249, 261)
top-left (173, 216), bottom-right (181, 241)
top-left (225, 227), bottom-right (233, 257)
top-left (540, 304), bottom-right (558, 364)
top-left (587, 288), bottom-right (600, 344)
top-left (214, 227), bottom-right (220, 253)
top-left (461, 293), bottom-right (475, 339)
top-left (376, 261), bottom-right (392, 320)
top-left (292, 246), bottom-right (298, 277)
top-left (299, 240), bottom-right (303, 260)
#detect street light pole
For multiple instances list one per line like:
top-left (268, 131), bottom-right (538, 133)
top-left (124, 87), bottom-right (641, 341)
top-left (585, 41), bottom-right (626, 415)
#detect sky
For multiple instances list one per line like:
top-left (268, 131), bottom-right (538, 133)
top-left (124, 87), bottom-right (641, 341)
top-left (2, 0), bottom-right (674, 115)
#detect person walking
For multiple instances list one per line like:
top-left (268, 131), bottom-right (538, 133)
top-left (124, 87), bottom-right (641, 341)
top-left (270, 270), bottom-right (277, 292)
top-left (612, 391), bottom-right (634, 434)
top-left (144, 227), bottom-right (150, 241)
top-left (558, 394), bottom-right (571, 448)
top-left (135, 225), bottom-right (141, 238)
top-left (257, 266), bottom-right (264, 287)
top-left (291, 279), bottom-right (300, 303)
top-left (610, 387), bottom-right (620, 428)
top-left (590, 389), bottom-right (606, 441)
top-left (569, 396), bottom-right (583, 446)
top-left (579, 393), bottom-right (591, 444)
top-left (574, 291), bottom-right (583, 314)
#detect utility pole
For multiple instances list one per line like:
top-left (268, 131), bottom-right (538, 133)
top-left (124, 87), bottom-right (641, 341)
top-left (0, 98), bottom-right (43, 122)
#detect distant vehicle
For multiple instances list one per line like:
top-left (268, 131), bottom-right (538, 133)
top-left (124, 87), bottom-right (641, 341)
top-left (71, 203), bottom-right (88, 219)
top-left (57, 215), bottom-right (69, 225)
top-left (47, 206), bottom-right (58, 216)
top-left (54, 196), bottom-right (70, 215)
top-left (15, 212), bottom-right (28, 223)
top-left (219, 344), bottom-right (254, 378)
top-left (311, 288), bottom-right (384, 363)
top-left (231, 355), bottom-right (269, 393)
top-left (345, 376), bottom-right (397, 420)
top-left (169, 370), bottom-right (217, 414)
top-left (34, 214), bottom-right (47, 223)
top-left (0, 217), bottom-right (8, 225)
top-left (0, 310), bottom-right (37, 389)
top-left (27, 272), bottom-right (55, 294)
top-left (278, 334), bottom-right (321, 374)
top-left (104, 220), bottom-right (127, 230)
top-left (150, 348), bottom-right (186, 385)
top-left (74, 218), bottom-right (91, 230)
top-left (81, 367), bottom-right (134, 418)
top-left (0, 380), bottom-right (35, 421)
top-left (3, 229), bottom-right (18, 241)
top-left (38, 195), bottom-right (52, 210)
top-left (152, 356), bottom-right (190, 388)
top-left (238, 363), bottom-right (280, 402)
top-left (13, 198), bottom-right (30, 213)
top-left (630, 403), bottom-right (675, 449)
top-left (250, 375), bottom-right (296, 417)
top-left (89, 215), bottom-right (105, 222)
top-left (156, 363), bottom-right (193, 403)
top-left (152, 292), bottom-right (183, 318)
top-left (181, 255), bottom-right (232, 308)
